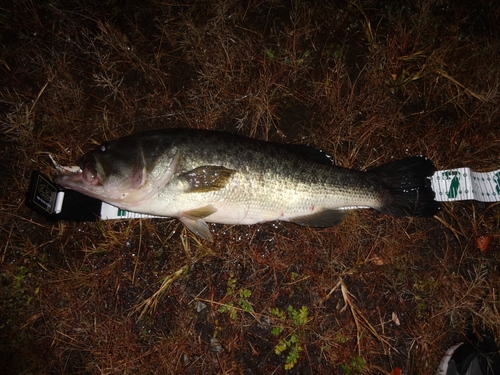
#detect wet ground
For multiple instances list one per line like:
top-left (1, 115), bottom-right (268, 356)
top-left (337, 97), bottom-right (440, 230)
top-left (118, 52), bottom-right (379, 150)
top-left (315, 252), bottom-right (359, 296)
top-left (1, 0), bottom-right (500, 374)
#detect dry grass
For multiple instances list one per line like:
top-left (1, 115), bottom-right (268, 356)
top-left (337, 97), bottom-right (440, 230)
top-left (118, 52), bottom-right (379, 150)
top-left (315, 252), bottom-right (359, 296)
top-left (1, 0), bottom-right (499, 374)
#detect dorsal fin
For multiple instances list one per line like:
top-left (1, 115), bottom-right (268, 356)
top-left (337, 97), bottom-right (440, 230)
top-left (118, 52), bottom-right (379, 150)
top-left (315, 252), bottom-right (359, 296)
top-left (283, 144), bottom-right (335, 165)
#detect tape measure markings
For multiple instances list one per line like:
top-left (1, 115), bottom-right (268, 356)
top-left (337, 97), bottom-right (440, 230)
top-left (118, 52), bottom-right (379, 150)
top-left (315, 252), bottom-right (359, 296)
top-left (99, 168), bottom-right (500, 219)
top-left (430, 168), bottom-right (500, 202)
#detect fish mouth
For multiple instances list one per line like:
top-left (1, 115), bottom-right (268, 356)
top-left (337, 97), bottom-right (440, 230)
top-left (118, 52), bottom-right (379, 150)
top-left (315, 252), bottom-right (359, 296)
top-left (53, 169), bottom-right (83, 187)
top-left (79, 156), bottom-right (100, 185)
top-left (54, 155), bottom-right (101, 189)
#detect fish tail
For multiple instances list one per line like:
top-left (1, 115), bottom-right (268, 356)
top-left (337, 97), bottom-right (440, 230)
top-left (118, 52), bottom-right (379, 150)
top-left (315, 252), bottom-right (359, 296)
top-left (370, 156), bottom-right (440, 218)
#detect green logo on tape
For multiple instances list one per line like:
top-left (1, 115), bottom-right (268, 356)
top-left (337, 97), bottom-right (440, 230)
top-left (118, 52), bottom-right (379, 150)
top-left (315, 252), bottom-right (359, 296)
top-left (494, 172), bottom-right (500, 195)
top-left (443, 171), bottom-right (461, 199)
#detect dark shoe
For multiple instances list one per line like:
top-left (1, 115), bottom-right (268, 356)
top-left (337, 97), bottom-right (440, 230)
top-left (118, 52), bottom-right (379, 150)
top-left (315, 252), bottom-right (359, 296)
top-left (437, 334), bottom-right (500, 375)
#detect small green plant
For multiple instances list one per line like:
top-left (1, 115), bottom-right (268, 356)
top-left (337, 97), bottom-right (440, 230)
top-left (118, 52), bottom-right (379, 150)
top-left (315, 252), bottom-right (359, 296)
top-left (270, 305), bottom-right (309, 370)
top-left (217, 273), bottom-right (254, 320)
top-left (335, 332), bottom-right (349, 344)
top-left (265, 48), bottom-right (276, 60)
top-left (341, 355), bottom-right (366, 374)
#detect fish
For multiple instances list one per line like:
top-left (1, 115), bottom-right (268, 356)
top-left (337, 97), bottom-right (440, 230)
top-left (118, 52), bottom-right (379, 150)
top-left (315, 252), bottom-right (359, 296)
top-left (54, 128), bottom-right (440, 240)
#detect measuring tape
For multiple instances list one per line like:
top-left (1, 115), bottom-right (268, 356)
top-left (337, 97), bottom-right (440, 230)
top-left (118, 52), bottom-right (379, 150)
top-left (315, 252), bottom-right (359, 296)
top-left (101, 168), bottom-right (500, 219)
top-left (430, 168), bottom-right (500, 202)
top-left (26, 168), bottom-right (500, 221)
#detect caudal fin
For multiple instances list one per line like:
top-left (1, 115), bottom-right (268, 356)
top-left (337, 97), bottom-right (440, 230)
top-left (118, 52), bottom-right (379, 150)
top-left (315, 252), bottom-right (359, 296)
top-left (370, 156), bottom-right (440, 218)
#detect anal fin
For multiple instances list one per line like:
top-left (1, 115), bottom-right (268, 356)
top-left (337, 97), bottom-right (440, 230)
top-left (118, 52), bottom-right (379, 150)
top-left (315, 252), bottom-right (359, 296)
top-left (289, 209), bottom-right (347, 227)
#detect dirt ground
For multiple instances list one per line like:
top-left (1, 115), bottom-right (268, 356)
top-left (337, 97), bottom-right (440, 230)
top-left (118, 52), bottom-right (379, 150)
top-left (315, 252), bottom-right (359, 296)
top-left (1, 0), bottom-right (499, 374)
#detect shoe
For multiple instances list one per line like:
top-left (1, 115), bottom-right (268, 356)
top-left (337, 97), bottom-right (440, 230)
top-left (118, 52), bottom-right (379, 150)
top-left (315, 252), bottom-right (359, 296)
top-left (436, 334), bottom-right (500, 375)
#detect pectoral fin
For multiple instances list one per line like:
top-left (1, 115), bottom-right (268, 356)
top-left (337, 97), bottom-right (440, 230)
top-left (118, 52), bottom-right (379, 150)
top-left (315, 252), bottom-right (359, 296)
top-left (180, 166), bottom-right (236, 193)
top-left (179, 205), bottom-right (218, 241)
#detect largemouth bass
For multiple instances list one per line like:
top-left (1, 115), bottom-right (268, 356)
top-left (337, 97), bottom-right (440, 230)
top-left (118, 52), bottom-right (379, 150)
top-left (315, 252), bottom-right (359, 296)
top-left (54, 128), bottom-right (440, 240)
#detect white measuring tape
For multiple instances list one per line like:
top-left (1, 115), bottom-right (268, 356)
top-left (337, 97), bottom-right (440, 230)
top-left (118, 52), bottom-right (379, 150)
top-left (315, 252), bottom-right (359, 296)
top-left (430, 168), bottom-right (500, 202)
top-left (100, 204), bottom-right (164, 219)
top-left (43, 156), bottom-right (499, 221)
top-left (96, 168), bottom-right (500, 220)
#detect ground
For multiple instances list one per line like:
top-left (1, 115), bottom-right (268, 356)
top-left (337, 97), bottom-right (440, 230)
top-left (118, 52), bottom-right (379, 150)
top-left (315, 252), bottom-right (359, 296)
top-left (1, 0), bottom-right (499, 374)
